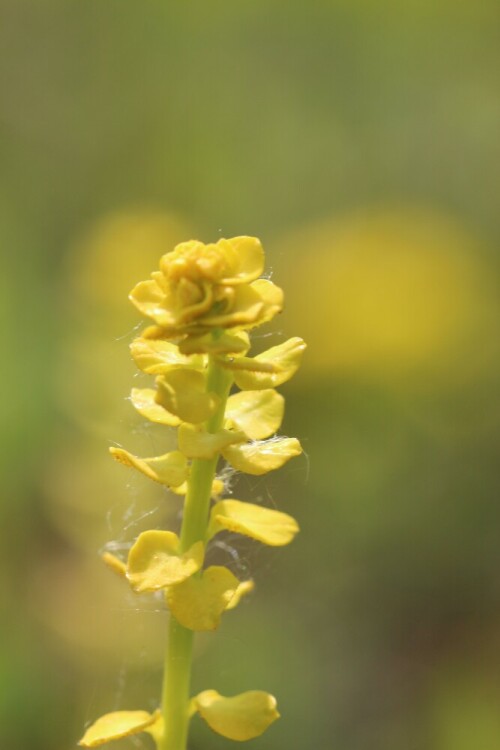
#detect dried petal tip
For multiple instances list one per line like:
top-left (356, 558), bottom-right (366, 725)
top-left (78, 710), bottom-right (159, 747)
top-left (194, 690), bottom-right (280, 741)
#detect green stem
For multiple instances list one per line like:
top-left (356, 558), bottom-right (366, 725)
top-left (158, 356), bottom-right (232, 750)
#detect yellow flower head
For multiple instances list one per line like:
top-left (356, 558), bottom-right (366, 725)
top-left (129, 236), bottom-right (283, 337)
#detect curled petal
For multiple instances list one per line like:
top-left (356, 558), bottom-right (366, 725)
top-left (156, 370), bottom-right (220, 424)
top-left (217, 236), bottom-right (265, 284)
top-left (247, 278), bottom-right (284, 326)
top-left (208, 500), bottom-right (299, 546)
top-left (130, 337), bottom-right (202, 374)
top-left (130, 388), bottom-right (180, 426)
top-left (178, 424), bottom-right (246, 460)
top-left (166, 565), bottom-right (240, 631)
top-left (101, 552), bottom-right (127, 578)
top-left (127, 530), bottom-right (204, 592)
top-left (201, 284), bottom-right (265, 328)
top-left (233, 337), bottom-right (306, 390)
top-left (223, 437), bottom-right (302, 475)
top-left (129, 278), bottom-right (170, 324)
top-left (194, 690), bottom-right (279, 741)
top-left (78, 710), bottom-right (160, 747)
top-left (225, 389), bottom-right (284, 440)
top-left (109, 447), bottom-right (188, 487)
top-left (225, 579), bottom-right (255, 611)
top-left (179, 330), bottom-right (250, 356)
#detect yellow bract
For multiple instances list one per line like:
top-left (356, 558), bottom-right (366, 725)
top-left (178, 423), bottom-right (246, 460)
top-left (127, 530), bottom-right (204, 592)
top-left (129, 237), bottom-right (282, 337)
top-left (130, 387), bottom-right (180, 426)
top-left (109, 447), bottom-right (188, 487)
top-left (208, 500), bottom-right (299, 546)
top-left (194, 690), bottom-right (279, 741)
top-left (166, 566), bottom-right (241, 631)
top-left (225, 389), bottom-right (284, 440)
top-left (222, 437), bottom-right (302, 475)
top-left (155, 369), bottom-right (220, 424)
top-left (78, 710), bottom-right (160, 747)
top-left (232, 337), bottom-right (306, 389)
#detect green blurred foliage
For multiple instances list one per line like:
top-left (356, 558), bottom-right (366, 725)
top-left (1, 1), bottom-right (499, 749)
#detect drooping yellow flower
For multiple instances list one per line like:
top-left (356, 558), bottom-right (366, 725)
top-left (79, 709), bottom-right (161, 747)
top-left (129, 237), bottom-right (283, 338)
top-left (126, 530), bottom-right (204, 592)
top-left (193, 690), bottom-right (279, 741)
top-left (208, 500), bottom-right (299, 546)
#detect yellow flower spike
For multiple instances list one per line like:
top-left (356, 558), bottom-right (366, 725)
top-left (208, 500), bottom-right (299, 546)
top-left (178, 330), bottom-right (250, 356)
top-left (127, 530), bottom-right (204, 592)
top-left (178, 423), bottom-right (246, 460)
top-left (101, 551), bottom-right (127, 578)
top-left (87, 235), bottom-right (305, 750)
top-left (78, 709), bottom-right (160, 747)
top-left (194, 690), bottom-right (280, 741)
top-left (155, 369), bottom-right (220, 424)
top-left (224, 579), bottom-right (255, 611)
top-left (222, 437), bottom-right (302, 475)
top-left (225, 389), bottom-right (284, 440)
top-left (130, 387), bottom-right (180, 426)
top-left (166, 565), bottom-right (240, 631)
top-left (109, 447), bottom-right (188, 487)
top-left (130, 336), bottom-right (203, 374)
top-left (232, 337), bottom-right (307, 390)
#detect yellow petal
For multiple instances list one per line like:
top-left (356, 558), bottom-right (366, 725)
top-left (129, 278), bottom-right (170, 323)
top-left (218, 236), bottom-right (264, 285)
top-left (130, 337), bottom-right (202, 374)
top-left (208, 500), bottom-right (299, 546)
top-left (233, 337), bottom-right (306, 390)
top-left (225, 579), bottom-right (255, 611)
top-left (78, 710), bottom-right (159, 747)
top-left (201, 284), bottom-right (265, 328)
top-left (127, 530), bottom-right (204, 592)
top-left (225, 389), bottom-right (284, 440)
top-left (179, 330), bottom-right (250, 355)
top-left (248, 278), bottom-right (284, 326)
top-left (178, 423), bottom-right (246, 460)
top-left (217, 355), bottom-right (279, 373)
top-left (109, 447), bottom-right (188, 487)
top-left (223, 437), bottom-right (302, 475)
top-left (156, 370), bottom-right (220, 424)
top-left (167, 565), bottom-right (240, 631)
top-left (194, 690), bottom-right (279, 741)
top-left (101, 552), bottom-right (127, 578)
top-left (130, 388), bottom-right (180, 426)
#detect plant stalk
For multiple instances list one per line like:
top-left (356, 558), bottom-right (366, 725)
top-left (158, 356), bottom-right (232, 750)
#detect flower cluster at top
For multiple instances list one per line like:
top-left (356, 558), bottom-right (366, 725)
top-left (79, 237), bottom-right (306, 749)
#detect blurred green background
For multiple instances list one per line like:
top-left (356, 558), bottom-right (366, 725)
top-left (1, 1), bottom-right (500, 749)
